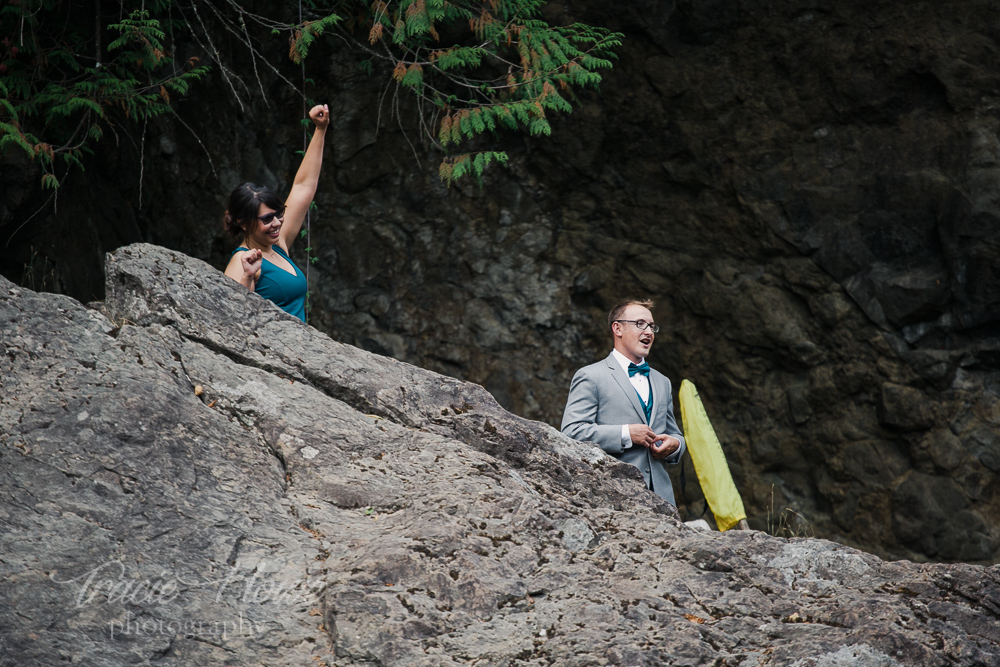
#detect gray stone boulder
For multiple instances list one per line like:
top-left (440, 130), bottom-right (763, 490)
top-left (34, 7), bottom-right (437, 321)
top-left (1, 243), bottom-right (998, 665)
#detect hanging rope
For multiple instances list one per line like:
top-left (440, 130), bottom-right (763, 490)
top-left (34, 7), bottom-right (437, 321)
top-left (299, 0), bottom-right (312, 323)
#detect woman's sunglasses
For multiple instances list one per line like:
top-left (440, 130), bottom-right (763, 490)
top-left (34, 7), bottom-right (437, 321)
top-left (258, 209), bottom-right (285, 224)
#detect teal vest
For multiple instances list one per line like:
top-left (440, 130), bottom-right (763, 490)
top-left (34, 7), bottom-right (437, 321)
top-left (233, 245), bottom-right (307, 321)
top-left (636, 384), bottom-right (653, 424)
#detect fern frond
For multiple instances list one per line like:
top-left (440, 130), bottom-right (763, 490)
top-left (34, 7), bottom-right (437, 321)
top-left (401, 63), bottom-right (424, 91)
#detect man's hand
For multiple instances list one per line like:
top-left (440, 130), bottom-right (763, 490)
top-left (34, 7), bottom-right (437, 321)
top-left (628, 424), bottom-right (659, 448)
top-left (650, 435), bottom-right (681, 460)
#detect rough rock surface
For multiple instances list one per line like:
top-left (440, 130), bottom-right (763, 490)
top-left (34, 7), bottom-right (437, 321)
top-left (4, 0), bottom-right (1000, 561)
top-left (2, 243), bottom-right (1000, 665)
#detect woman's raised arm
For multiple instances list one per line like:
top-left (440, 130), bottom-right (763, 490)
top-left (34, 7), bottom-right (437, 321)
top-left (279, 104), bottom-right (329, 252)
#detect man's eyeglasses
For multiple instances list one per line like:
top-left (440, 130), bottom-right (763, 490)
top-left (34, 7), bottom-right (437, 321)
top-left (614, 320), bottom-right (660, 333)
top-left (258, 209), bottom-right (285, 224)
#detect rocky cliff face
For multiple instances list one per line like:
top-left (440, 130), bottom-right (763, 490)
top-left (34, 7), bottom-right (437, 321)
top-left (3, 0), bottom-right (1000, 562)
top-left (2, 243), bottom-right (999, 665)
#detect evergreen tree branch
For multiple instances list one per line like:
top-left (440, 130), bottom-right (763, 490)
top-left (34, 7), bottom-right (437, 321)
top-left (167, 105), bottom-right (220, 183)
top-left (185, 1), bottom-right (248, 110)
top-left (0, 0), bottom-right (621, 188)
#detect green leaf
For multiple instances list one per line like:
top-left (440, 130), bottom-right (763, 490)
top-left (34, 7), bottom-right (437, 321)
top-left (469, 110), bottom-right (486, 134)
top-left (529, 117), bottom-right (551, 136)
top-left (401, 65), bottom-right (424, 92)
top-left (0, 124), bottom-right (37, 158)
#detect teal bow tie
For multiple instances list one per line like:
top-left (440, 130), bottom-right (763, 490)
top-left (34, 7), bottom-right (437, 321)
top-left (628, 362), bottom-right (650, 377)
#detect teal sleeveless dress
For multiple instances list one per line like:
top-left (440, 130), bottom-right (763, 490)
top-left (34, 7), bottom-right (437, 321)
top-left (233, 245), bottom-right (307, 321)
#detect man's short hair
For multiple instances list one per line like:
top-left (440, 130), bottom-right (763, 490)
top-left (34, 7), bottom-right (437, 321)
top-left (608, 299), bottom-right (654, 334)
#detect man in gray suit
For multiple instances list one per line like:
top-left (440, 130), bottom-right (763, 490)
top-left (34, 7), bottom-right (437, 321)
top-left (561, 299), bottom-right (687, 505)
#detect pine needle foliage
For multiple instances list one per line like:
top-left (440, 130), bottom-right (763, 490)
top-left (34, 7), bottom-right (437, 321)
top-left (289, 14), bottom-right (342, 64)
top-left (1, 2), bottom-right (209, 189)
top-left (358, 0), bottom-right (622, 184)
top-left (1, 1), bottom-right (620, 188)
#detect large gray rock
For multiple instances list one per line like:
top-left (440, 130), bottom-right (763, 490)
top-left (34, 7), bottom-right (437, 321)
top-left (2, 243), bottom-right (999, 665)
top-left (5, 0), bottom-right (1000, 562)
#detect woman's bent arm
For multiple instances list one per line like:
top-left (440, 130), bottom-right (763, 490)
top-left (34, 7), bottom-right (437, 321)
top-left (224, 249), bottom-right (262, 289)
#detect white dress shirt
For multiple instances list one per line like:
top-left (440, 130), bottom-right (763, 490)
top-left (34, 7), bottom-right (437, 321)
top-left (611, 348), bottom-right (651, 448)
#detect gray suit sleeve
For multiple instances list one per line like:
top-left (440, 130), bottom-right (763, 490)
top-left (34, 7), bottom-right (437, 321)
top-left (659, 377), bottom-right (686, 465)
top-left (561, 369), bottom-right (625, 454)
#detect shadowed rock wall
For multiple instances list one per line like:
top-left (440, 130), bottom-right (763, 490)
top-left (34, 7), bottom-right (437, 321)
top-left (2, 0), bottom-right (1000, 562)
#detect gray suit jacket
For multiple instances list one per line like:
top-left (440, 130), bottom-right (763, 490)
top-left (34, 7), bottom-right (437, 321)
top-left (561, 352), bottom-right (686, 505)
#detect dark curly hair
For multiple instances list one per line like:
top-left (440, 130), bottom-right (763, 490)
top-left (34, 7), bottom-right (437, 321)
top-left (222, 182), bottom-right (285, 240)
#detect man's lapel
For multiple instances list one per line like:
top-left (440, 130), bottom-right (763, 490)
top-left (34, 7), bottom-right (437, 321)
top-left (605, 352), bottom-right (648, 424)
